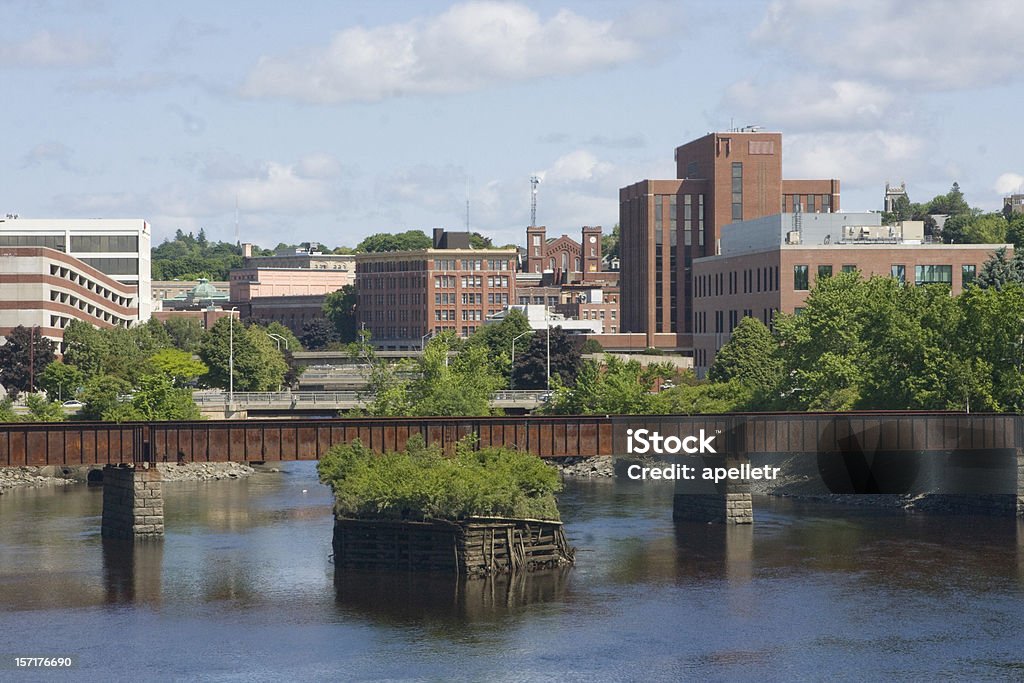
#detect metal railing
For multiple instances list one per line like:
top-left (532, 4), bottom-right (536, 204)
top-left (192, 389), bottom-right (550, 408)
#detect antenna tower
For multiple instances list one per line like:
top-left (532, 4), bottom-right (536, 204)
top-left (530, 176), bottom-right (540, 227)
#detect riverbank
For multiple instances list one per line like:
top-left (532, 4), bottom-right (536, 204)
top-left (0, 462), bottom-right (264, 492)
top-left (0, 466), bottom-right (75, 492)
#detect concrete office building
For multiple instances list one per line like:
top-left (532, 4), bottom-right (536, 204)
top-left (355, 229), bottom-right (517, 349)
top-left (619, 129), bottom-right (840, 350)
top-left (0, 217), bottom-right (151, 343)
top-left (691, 211), bottom-right (1009, 376)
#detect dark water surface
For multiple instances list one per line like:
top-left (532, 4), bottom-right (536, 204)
top-left (1, 463), bottom-right (1023, 681)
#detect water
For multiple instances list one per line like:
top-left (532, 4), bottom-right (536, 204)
top-left (1, 464), bottom-right (1023, 681)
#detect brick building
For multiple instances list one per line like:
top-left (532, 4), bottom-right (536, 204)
top-left (692, 211), bottom-right (1010, 376)
top-left (619, 129), bottom-right (840, 349)
top-left (355, 230), bottom-right (517, 349)
top-left (524, 225), bottom-right (604, 281)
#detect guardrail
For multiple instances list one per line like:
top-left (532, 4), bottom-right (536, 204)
top-left (192, 389), bottom-right (550, 408)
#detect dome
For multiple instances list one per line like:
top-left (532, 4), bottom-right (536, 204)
top-left (189, 278), bottom-right (220, 300)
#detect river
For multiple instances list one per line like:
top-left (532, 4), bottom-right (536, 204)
top-left (1, 463), bottom-right (1023, 681)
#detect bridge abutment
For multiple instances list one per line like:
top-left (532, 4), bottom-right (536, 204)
top-left (673, 454), bottom-right (753, 525)
top-left (101, 464), bottom-right (164, 539)
top-left (1018, 448), bottom-right (1024, 518)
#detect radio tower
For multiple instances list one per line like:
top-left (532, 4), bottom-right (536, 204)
top-left (530, 176), bottom-right (540, 227)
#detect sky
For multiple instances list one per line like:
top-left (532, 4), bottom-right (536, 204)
top-left (3, 0), bottom-right (1023, 250)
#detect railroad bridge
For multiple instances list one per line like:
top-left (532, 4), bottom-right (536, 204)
top-left (1, 413), bottom-right (1021, 537)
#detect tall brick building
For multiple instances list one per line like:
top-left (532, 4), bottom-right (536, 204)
top-left (620, 129), bottom-right (840, 349)
top-left (355, 230), bottom-right (517, 349)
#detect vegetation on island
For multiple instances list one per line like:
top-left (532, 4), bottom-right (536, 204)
top-left (317, 435), bottom-right (562, 521)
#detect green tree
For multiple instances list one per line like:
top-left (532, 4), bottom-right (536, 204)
top-left (464, 308), bottom-right (533, 382)
top-left (512, 326), bottom-right (582, 390)
top-left (146, 348), bottom-right (208, 386)
top-left (0, 398), bottom-right (17, 422)
top-left (151, 232), bottom-right (243, 280)
top-left (323, 285), bottom-right (359, 343)
top-left (601, 224), bottom-right (620, 261)
top-left (469, 232), bottom-right (493, 249)
top-left (929, 182), bottom-right (971, 216)
top-left (79, 375), bottom-right (132, 420)
top-left (654, 380), bottom-right (751, 414)
top-left (263, 321), bottom-right (302, 352)
top-left (355, 230), bottom-right (432, 253)
top-left (406, 337), bottom-right (502, 416)
top-left (162, 317), bottom-right (207, 353)
top-left (1006, 215), bottom-right (1024, 248)
top-left (547, 356), bottom-right (658, 415)
top-left (976, 247), bottom-right (1024, 290)
top-left (708, 317), bottom-right (781, 396)
top-left (116, 373), bottom-right (202, 421)
top-left (0, 326), bottom-right (56, 397)
top-left (24, 393), bottom-right (65, 422)
top-left (38, 361), bottom-right (84, 402)
top-left (300, 319), bottom-right (339, 350)
top-left (198, 318), bottom-right (288, 391)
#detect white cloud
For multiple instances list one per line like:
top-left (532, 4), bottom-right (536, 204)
top-left (722, 78), bottom-right (897, 131)
top-left (995, 173), bottom-right (1024, 195)
top-left (0, 30), bottom-right (110, 68)
top-left (784, 132), bottom-right (929, 202)
top-left (752, 0), bottom-right (1024, 90)
top-left (21, 142), bottom-right (78, 172)
top-left (240, 2), bottom-right (650, 103)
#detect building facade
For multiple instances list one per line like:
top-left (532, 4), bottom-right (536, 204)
top-left (355, 232), bottom-right (517, 349)
top-left (0, 218), bottom-right (151, 343)
top-left (691, 211), bottom-right (1009, 376)
top-left (620, 130), bottom-right (840, 349)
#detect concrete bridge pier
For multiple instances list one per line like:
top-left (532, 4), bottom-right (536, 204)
top-left (101, 464), bottom-right (164, 539)
top-left (672, 452), bottom-right (753, 525)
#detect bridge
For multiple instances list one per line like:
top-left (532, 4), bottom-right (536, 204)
top-left (191, 390), bottom-right (551, 415)
top-left (1, 413), bottom-right (1021, 537)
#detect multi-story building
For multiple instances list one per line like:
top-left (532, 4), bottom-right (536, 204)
top-left (524, 225), bottom-right (604, 281)
top-left (355, 230), bottom-right (517, 349)
top-left (1005, 194), bottom-right (1024, 215)
top-left (229, 244), bottom-right (355, 334)
top-left (0, 217), bottom-right (151, 343)
top-left (691, 212), bottom-right (1009, 376)
top-left (619, 129), bottom-right (841, 349)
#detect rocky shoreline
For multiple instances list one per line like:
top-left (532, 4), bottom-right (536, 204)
top-left (0, 462), bottom-right (264, 492)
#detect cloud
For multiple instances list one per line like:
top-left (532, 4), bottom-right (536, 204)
top-left (995, 173), bottom-right (1024, 195)
top-left (240, 1), bottom-right (654, 103)
top-left (0, 30), bottom-right (110, 68)
top-left (752, 0), bottom-right (1024, 90)
top-left (721, 78), bottom-right (898, 131)
top-left (73, 72), bottom-right (202, 94)
top-left (375, 164), bottom-right (469, 213)
top-left (784, 132), bottom-right (929, 200)
top-left (21, 142), bottom-right (78, 172)
top-left (168, 103), bottom-right (206, 135)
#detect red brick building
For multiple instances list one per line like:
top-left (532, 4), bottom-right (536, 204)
top-left (355, 231), bottom-right (517, 349)
top-left (691, 212), bottom-right (1010, 376)
top-left (620, 129), bottom-right (841, 350)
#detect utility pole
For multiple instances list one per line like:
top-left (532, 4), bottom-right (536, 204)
top-left (545, 305), bottom-right (551, 391)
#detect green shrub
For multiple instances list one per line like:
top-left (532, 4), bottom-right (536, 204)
top-left (317, 435), bottom-right (562, 521)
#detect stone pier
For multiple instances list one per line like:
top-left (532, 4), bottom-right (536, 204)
top-left (101, 464), bottom-right (164, 539)
top-left (1018, 448), bottom-right (1024, 518)
top-left (673, 454), bottom-right (753, 525)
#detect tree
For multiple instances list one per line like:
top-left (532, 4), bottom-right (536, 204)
top-left (1007, 215), bottom-right (1024, 248)
top-left (928, 182), bottom-right (971, 216)
top-left (601, 224), bottom-right (620, 261)
top-left (654, 380), bottom-right (752, 414)
top-left (264, 321), bottom-right (303, 352)
top-left (111, 373), bottom-right (201, 421)
top-left (39, 361), bottom-right (84, 402)
top-left (512, 326), bottom-right (582, 389)
top-left (355, 230), bottom-right (432, 253)
top-left (463, 308), bottom-right (533, 382)
top-left (469, 232), bottom-right (493, 249)
top-left (146, 348), bottom-right (208, 386)
top-left (323, 285), bottom-right (359, 343)
top-left (163, 317), bottom-right (207, 353)
top-left (79, 375), bottom-right (132, 421)
top-left (151, 232), bottom-right (243, 280)
top-left (547, 356), bottom-right (658, 415)
top-left (976, 247), bottom-right (1024, 290)
top-left (0, 326), bottom-right (56, 397)
top-left (300, 319), bottom-right (339, 350)
top-left (24, 393), bottom-right (65, 422)
top-left (198, 318), bottom-right (288, 391)
top-left (0, 398), bottom-right (17, 423)
top-left (404, 336), bottom-right (502, 416)
top-left (708, 317), bottom-right (781, 396)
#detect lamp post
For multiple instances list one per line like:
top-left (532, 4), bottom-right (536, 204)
top-left (545, 304), bottom-right (551, 390)
top-left (510, 331), bottom-right (530, 390)
top-left (267, 332), bottom-right (289, 351)
top-left (228, 307), bottom-right (238, 409)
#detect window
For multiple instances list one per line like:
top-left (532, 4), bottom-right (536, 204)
top-left (731, 163), bottom-right (743, 220)
top-left (70, 235), bottom-right (139, 253)
top-left (842, 265), bottom-right (856, 273)
top-left (532, 235), bottom-right (540, 246)
top-left (891, 265), bottom-right (906, 285)
top-left (915, 265), bottom-right (952, 286)
top-left (962, 264), bottom-right (977, 286)
top-left (817, 265), bottom-right (832, 280)
top-left (794, 265), bottom-right (809, 291)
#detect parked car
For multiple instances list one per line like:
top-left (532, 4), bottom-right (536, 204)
top-left (61, 400), bottom-right (84, 409)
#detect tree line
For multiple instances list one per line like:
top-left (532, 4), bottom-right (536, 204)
top-left (883, 182), bottom-right (1024, 246)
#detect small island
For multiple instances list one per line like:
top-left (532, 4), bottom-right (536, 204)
top-left (317, 436), bottom-right (574, 577)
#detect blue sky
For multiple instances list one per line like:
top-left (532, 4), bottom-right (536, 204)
top-left (3, 0), bottom-right (1023, 249)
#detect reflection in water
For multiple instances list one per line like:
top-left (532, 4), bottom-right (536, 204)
top-left (334, 567), bottom-right (570, 626)
top-left (102, 538), bottom-right (163, 605)
top-left (1, 464), bottom-right (1023, 680)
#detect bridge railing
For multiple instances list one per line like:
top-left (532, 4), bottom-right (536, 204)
top-left (192, 389), bottom-right (549, 407)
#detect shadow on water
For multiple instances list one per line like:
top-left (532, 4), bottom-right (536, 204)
top-left (333, 567), bottom-right (571, 627)
top-left (101, 538), bottom-right (164, 606)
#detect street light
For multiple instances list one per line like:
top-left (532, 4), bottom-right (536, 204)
top-left (421, 331), bottom-right (433, 350)
top-left (510, 330), bottom-right (531, 390)
top-left (229, 307), bottom-right (238, 410)
top-left (545, 304), bottom-right (551, 390)
top-left (267, 332), bottom-right (289, 351)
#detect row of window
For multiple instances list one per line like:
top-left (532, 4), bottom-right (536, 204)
top-left (358, 275), bottom-right (428, 289)
top-left (793, 264), bottom-right (975, 290)
top-left (432, 259), bottom-right (514, 271)
top-left (782, 194), bottom-right (832, 213)
top-left (696, 267), bottom-right (781, 298)
top-left (49, 264), bottom-right (134, 308)
top-left (49, 289), bottom-right (133, 327)
top-left (694, 308), bottom-right (777, 335)
top-left (581, 309), bottom-right (615, 320)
